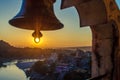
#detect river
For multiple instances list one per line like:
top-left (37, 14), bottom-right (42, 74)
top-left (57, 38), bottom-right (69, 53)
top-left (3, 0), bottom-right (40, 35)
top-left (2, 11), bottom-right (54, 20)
top-left (0, 60), bottom-right (37, 80)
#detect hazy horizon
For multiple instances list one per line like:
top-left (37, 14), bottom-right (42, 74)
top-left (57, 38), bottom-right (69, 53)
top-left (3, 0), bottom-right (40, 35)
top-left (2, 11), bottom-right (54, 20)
top-left (0, 40), bottom-right (91, 49)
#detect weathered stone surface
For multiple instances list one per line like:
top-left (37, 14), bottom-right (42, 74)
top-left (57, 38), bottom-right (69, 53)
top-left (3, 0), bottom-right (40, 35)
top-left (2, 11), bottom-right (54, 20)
top-left (61, 0), bottom-right (120, 80)
top-left (91, 49), bottom-right (99, 78)
top-left (61, 0), bottom-right (107, 26)
top-left (114, 50), bottom-right (120, 80)
top-left (92, 38), bottom-right (113, 78)
top-left (96, 39), bottom-right (113, 57)
top-left (91, 22), bottom-right (114, 80)
top-left (117, 15), bottom-right (120, 23)
top-left (109, 1), bottom-right (116, 12)
top-left (91, 23), bottom-right (114, 39)
top-left (61, 0), bottom-right (90, 9)
top-left (76, 0), bottom-right (107, 26)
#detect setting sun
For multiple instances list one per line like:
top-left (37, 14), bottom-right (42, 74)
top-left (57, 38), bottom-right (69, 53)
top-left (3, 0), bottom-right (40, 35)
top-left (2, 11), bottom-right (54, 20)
top-left (32, 37), bottom-right (44, 47)
top-left (34, 37), bottom-right (40, 43)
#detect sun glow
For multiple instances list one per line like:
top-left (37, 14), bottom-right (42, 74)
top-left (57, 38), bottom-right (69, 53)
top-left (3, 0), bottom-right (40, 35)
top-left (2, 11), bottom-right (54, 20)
top-left (32, 37), bottom-right (43, 46)
top-left (34, 37), bottom-right (40, 43)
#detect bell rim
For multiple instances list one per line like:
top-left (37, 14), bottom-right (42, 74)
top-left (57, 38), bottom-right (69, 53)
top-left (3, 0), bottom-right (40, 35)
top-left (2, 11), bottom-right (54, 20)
top-left (9, 18), bottom-right (64, 31)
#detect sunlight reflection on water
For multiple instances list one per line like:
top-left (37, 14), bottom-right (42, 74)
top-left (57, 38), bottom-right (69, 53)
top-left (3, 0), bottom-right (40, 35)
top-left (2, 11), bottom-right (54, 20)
top-left (0, 63), bottom-right (29, 80)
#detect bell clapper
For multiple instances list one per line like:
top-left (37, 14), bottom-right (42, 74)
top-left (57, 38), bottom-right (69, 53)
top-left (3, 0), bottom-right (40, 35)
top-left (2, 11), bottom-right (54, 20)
top-left (32, 30), bottom-right (42, 43)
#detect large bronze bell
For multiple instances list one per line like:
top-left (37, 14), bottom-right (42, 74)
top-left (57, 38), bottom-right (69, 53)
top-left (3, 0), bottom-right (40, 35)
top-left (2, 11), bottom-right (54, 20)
top-left (9, 0), bottom-right (63, 43)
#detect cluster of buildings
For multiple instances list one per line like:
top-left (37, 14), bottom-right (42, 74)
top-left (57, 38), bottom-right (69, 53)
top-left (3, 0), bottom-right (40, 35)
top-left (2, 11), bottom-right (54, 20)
top-left (23, 49), bottom-right (91, 80)
top-left (15, 49), bottom-right (91, 80)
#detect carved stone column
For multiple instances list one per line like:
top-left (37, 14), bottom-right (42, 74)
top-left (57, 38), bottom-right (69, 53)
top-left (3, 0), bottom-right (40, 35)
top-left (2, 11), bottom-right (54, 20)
top-left (91, 23), bottom-right (114, 80)
top-left (60, 0), bottom-right (120, 79)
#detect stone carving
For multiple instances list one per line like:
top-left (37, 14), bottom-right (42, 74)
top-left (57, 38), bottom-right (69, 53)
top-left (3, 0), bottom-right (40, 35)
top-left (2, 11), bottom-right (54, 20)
top-left (117, 15), bottom-right (120, 22)
top-left (109, 1), bottom-right (115, 11)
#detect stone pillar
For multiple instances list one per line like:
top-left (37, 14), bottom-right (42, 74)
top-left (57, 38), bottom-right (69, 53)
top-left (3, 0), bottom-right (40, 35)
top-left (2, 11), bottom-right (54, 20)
top-left (91, 22), bottom-right (114, 80)
top-left (104, 0), bottom-right (120, 79)
top-left (60, 0), bottom-right (120, 79)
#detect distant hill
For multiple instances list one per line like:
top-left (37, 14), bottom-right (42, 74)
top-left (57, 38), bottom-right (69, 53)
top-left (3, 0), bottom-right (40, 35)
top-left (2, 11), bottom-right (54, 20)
top-left (0, 40), bottom-right (56, 59)
top-left (0, 40), bottom-right (92, 51)
top-left (0, 40), bottom-right (92, 59)
top-left (0, 40), bottom-right (13, 49)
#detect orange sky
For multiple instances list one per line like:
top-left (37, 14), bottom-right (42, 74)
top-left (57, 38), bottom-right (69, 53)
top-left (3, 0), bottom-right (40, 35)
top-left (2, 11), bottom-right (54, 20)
top-left (0, 0), bottom-right (93, 48)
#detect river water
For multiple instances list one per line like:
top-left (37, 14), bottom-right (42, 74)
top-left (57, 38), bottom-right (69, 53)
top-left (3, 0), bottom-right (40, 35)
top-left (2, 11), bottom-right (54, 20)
top-left (0, 60), bottom-right (34, 80)
top-left (0, 65), bottom-right (29, 80)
